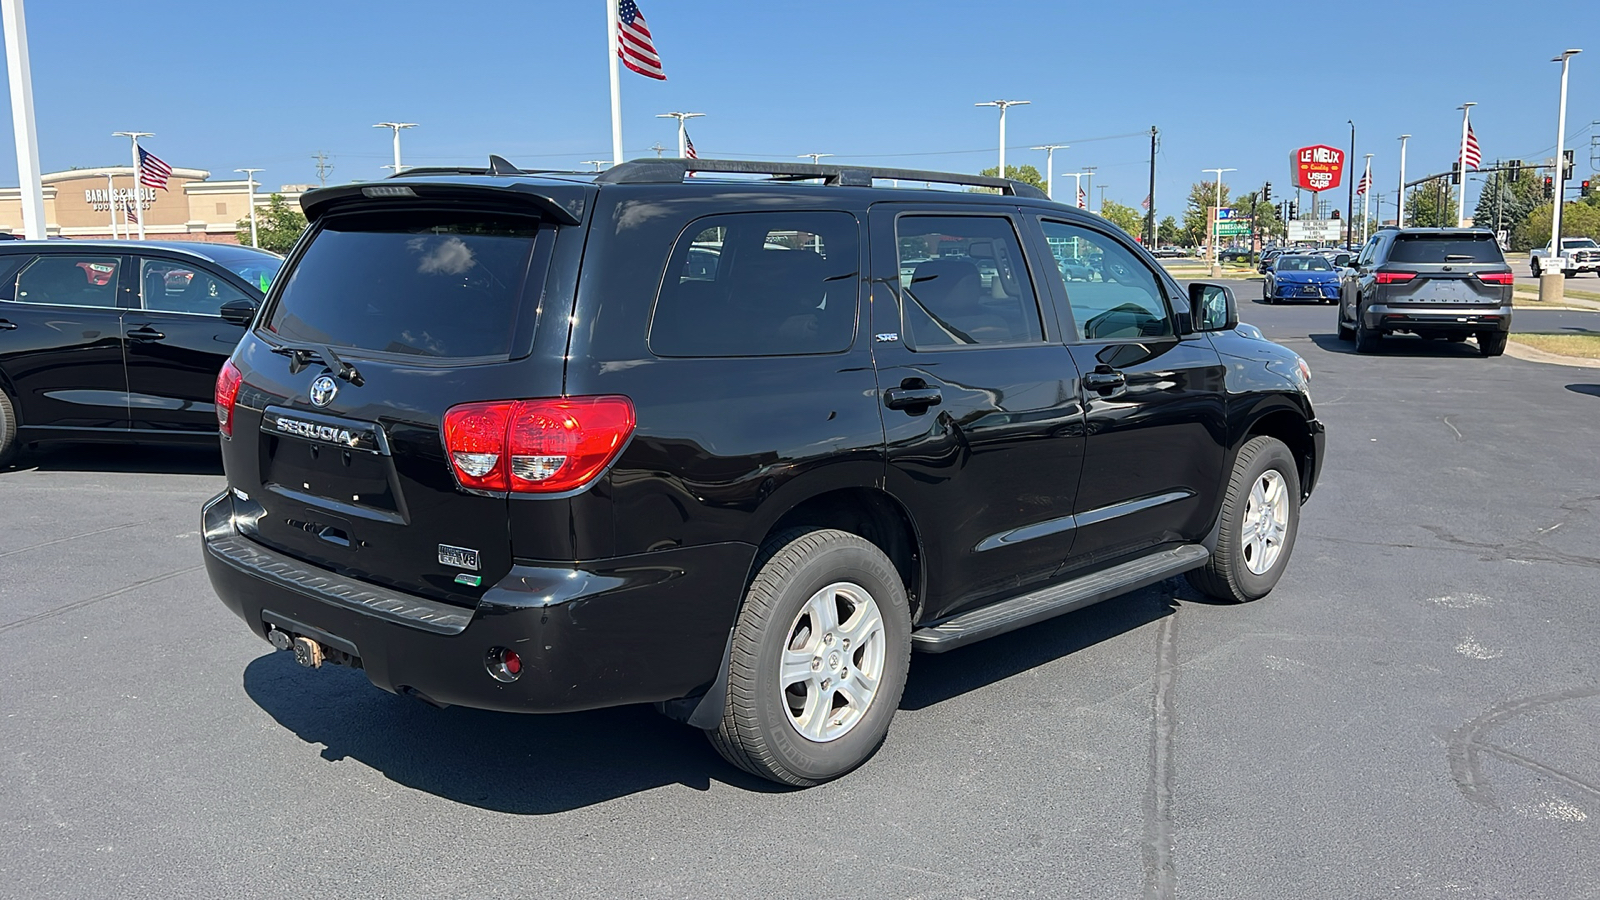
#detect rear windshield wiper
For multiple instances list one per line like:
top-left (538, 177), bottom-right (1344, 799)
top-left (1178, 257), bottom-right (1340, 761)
top-left (1444, 254), bottom-right (1478, 261)
top-left (270, 340), bottom-right (364, 386)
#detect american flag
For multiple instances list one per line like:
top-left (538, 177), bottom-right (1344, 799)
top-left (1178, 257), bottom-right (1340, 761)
top-left (1141, 194), bottom-right (1150, 210)
top-left (138, 146), bottom-right (172, 190)
top-left (1077, 187), bottom-right (1086, 209)
top-left (617, 0), bottom-right (665, 81)
top-left (121, 196), bottom-right (139, 223)
top-left (1460, 123), bottom-right (1481, 171)
top-left (1356, 170), bottom-right (1372, 195)
top-left (684, 131), bottom-right (697, 160)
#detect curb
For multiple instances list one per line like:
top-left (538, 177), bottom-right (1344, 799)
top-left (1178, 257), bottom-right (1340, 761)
top-left (1503, 340), bottom-right (1600, 369)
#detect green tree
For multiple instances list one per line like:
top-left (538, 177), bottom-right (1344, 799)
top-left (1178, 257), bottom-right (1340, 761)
top-left (978, 164), bottom-right (1047, 194)
top-left (237, 194), bottom-right (308, 254)
top-left (1404, 181), bottom-right (1458, 227)
top-left (1515, 200), bottom-right (1600, 249)
top-left (1098, 199), bottom-right (1144, 236)
top-left (1473, 169), bottom-right (1547, 249)
top-left (1157, 216), bottom-right (1181, 245)
top-left (1183, 181), bottom-right (1230, 248)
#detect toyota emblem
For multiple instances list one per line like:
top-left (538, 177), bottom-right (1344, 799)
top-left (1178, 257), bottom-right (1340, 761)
top-left (309, 375), bottom-right (338, 408)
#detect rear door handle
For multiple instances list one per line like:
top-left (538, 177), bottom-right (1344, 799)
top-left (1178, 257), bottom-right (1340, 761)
top-left (1085, 369), bottom-right (1126, 390)
top-left (884, 387), bottom-right (942, 410)
top-left (0, 319), bottom-right (15, 331)
top-left (126, 326), bottom-right (166, 342)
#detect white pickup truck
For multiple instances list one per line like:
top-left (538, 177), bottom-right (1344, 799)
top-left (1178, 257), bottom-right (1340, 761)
top-left (1530, 237), bottom-right (1600, 276)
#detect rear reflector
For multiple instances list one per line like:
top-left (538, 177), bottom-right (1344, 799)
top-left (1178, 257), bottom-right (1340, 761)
top-left (1375, 272), bottom-right (1417, 284)
top-left (1476, 272), bottom-right (1514, 284)
top-left (442, 396), bottom-right (635, 494)
top-left (215, 360), bottom-right (243, 437)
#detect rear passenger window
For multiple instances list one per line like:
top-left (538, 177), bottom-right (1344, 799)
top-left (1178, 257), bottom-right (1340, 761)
top-left (1041, 220), bottom-right (1172, 341)
top-left (649, 211), bottom-right (860, 357)
top-left (139, 258), bottom-right (250, 316)
top-left (895, 215), bottom-right (1043, 348)
top-left (13, 256), bottom-right (122, 308)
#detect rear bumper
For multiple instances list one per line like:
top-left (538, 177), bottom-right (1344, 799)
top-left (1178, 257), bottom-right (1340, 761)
top-left (1362, 304), bottom-right (1512, 333)
top-left (202, 491), bottom-right (752, 713)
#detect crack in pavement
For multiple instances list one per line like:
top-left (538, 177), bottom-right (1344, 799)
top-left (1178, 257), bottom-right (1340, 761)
top-left (1447, 686), bottom-right (1600, 808)
top-left (0, 565), bottom-right (204, 634)
top-left (1143, 613), bottom-right (1178, 900)
top-left (0, 520), bottom-right (153, 559)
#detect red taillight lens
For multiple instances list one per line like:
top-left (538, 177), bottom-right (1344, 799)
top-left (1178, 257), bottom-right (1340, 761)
top-left (1476, 271), bottom-right (1514, 284)
top-left (215, 360), bottom-right (243, 437)
top-left (1374, 271), bottom-right (1417, 284)
top-left (442, 396), bottom-right (635, 494)
top-left (442, 401), bottom-right (514, 491)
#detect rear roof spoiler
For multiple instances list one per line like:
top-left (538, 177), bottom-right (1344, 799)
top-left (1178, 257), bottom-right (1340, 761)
top-left (299, 176), bottom-right (587, 226)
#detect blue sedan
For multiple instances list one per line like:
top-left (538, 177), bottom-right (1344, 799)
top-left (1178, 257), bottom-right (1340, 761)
top-left (1263, 254), bottom-right (1340, 304)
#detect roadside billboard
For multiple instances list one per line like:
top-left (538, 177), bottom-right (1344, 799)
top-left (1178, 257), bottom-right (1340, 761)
top-left (1292, 145), bottom-right (1345, 193)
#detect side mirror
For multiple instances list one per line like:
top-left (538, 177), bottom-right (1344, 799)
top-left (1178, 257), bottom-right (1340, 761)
top-left (1188, 282), bottom-right (1238, 332)
top-left (219, 298), bottom-right (259, 327)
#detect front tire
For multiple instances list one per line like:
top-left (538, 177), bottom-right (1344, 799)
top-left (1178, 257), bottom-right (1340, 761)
top-left (708, 528), bottom-right (911, 786)
top-left (1187, 436), bottom-right (1301, 603)
top-left (0, 389), bottom-right (18, 468)
top-left (1530, 259), bottom-right (1541, 278)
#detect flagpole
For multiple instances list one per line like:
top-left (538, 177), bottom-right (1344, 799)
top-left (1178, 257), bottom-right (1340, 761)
top-left (1361, 154), bottom-right (1373, 243)
top-left (105, 173), bottom-right (117, 239)
top-left (1456, 102), bottom-right (1475, 227)
top-left (113, 131), bottom-right (152, 240)
top-left (607, 0), bottom-right (624, 165)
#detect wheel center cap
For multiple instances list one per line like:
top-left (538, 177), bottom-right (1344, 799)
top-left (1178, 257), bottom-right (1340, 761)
top-left (828, 652), bottom-right (841, 670)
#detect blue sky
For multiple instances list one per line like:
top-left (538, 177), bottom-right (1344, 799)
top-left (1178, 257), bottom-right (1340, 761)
top-left (2, 0), bottom-right (1594, 219)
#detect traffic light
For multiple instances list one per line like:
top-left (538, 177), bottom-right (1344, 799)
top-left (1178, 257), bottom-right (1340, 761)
top-left (1263, 182), bottom-right (1272, 203)
top-left (1564, 149), bottom-right (1575, 181)
top-left (1544, 176), bottom-right (1554, 198)
top-left (1508, 159), bottom-right (1523, 180)
top-left (1584, 180), bottom-right (1594, 197)
top-left (1289, 199), bottom-right (1298, 220)
top-left (1331, 209), bottom-right (1340, 220)
top-left (1451, 162), bottom-right (1461, 185)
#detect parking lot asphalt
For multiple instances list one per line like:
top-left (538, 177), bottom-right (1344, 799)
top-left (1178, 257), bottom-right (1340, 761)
top-left (3, 295), bottom-right (1598, 899)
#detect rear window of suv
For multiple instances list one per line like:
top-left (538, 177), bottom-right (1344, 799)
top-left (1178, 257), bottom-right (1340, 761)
top-left (1388, 233), bottom-right (1504, 264)
top-left (264, 211), bottom-right (539, 359)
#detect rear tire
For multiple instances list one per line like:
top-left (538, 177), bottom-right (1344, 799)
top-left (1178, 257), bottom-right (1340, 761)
top-left (1187, 436), bottom-right (1301, 603)
top-left (708, 528), bottom-right (911, 787)
top-left (0, 389), bottom-right (18, 469)
top-left (1354, 307), bottom-right (1381, 354)
top-left (1478, 331), bottom-right (1508, 357)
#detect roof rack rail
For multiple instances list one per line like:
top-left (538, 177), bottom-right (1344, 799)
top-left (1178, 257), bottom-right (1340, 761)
top-left (594, 158), bottom-right (1048, 199)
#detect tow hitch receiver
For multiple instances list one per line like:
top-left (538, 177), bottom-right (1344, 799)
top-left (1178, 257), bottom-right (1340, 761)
top-left (292, 635), bottom-right (325, 669)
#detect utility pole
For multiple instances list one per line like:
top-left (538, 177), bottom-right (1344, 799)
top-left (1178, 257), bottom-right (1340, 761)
top-left (1543, 49), bottom-right (1581, 304)
top-left (1203, 167), bottom-right (1236, 277)
top-left (373, 122), bottom-right (416, 176)
top-left (798, 153), bottom-right (834, 166)
top-left (1030, 144), bottom-right (1069, 201)
top-left (112, 130), bottom-right (153, 239)
top-left (3, 0), bottom-right (46, 240)
top-left (656, 111), bottom-right (705, 158)
top-left (1146, 126), bottom-right (1158, 247)
top-left (976, 99), bottom-right (1029, 178)
top-left (1346, 120), bottom-right (1356, 248)
top-left (650, 143), bottom-right (667, 158)
top-left (311, 151), bottom-right (333, 187)
top-left (1456, 102), bottom-right (1476, 226)
top-left (1396, 134), bottom-right (1410, 227)
top-left (1097, 184), bottom-right (1110, 214)
top-left (235, 168), bottom-right (262, 248)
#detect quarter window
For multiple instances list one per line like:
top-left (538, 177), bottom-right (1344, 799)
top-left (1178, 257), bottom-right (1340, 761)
top-left (13, 256), bottom-right (122, 308)
top-left (649, 211), bottom-right (860, 357)
top-left (894, 215), bottom-right (1043, 347)
top-left (1040, 221), bottom-right (1172, 341)
top-left (139, 259), bottom-right (249, 315)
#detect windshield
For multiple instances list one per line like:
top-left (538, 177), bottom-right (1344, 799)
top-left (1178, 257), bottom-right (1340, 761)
top-left (1389, 233), bottom-right (1504, 264)
top-left (1277, 256), bottom-right (1332, 271)
top-left (1562, 238), bottom-right (1598, 249)
top-left (264, 210), bottom-right (539, 359)
top-left (201, 246), bottom-right (285, 293)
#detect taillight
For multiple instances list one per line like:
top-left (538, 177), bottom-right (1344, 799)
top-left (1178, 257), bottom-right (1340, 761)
top-left (1476, 271), bottom-right (1514, 284)
top-left (442, 396), bottom-right (635, 494)
top-left (215, 360), bottom-right (243, 437)
top-left (1374, 271), bottom-right (1417, 284)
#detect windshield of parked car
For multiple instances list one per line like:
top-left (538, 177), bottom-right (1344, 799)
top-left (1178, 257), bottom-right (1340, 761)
top-left (203, 246), bottom-right (285, 293)
top-left (1561, 238), bottom-right (1598, 249)
top-left (1277, 256), bottom-right (1331, 271)
top-left (1389, 233), bottom-right (1504, 264)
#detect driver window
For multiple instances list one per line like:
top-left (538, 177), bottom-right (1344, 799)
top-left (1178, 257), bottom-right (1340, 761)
top-left (139, 258), bottom-right (248, 316)
top-left (1041, 220), bottom-right (1172, 341)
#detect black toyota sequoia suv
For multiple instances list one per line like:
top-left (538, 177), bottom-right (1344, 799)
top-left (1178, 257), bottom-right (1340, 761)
top-left (203, 157), bottom-right (1325, 786)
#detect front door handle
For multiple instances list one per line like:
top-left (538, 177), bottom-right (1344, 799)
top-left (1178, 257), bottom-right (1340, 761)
top-left (126, 326), bottom-right (166, 342)
top-left (0, 319), bottom-right (16, 331)
top-left (884, 387), bottom-right (942, 411)
top-left (1085, 369), bottom-right (1126, 391)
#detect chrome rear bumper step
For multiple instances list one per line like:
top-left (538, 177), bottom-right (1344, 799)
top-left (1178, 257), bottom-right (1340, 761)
top-left (911, 544), bottom-right (1210, 653)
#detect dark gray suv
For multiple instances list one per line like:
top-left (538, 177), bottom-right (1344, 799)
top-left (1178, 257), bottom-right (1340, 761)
top-left (1337, 228), bottom-right (1513, 356)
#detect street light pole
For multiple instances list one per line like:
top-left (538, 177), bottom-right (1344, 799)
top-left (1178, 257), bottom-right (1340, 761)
top-left (3, 0), bottom-right (46, 240)
top-left (111, 131), bottom-right (153, 239)
top-left (1361, 153), bottom-right (1374, 243)
top-left (1396, 134), bottom-right (1410, 227)
top-left (235, 168), bottom-right (262, 248)
top-left (976, 99), bottom-right (1029, 178)
top-left (1203, 167), bottom-right (1236, 277)
top-left (1456, 102), bottom-right (1476, 226)
top-left (1082, 165), bottom-right (1097, 210)
top-left (581, 160), bottom-right (608, 171)
top-left (1543, 49), bottom-right (1582, 304)
top-left (798, 153), bottom-right (834, 166)
top-left (1346, 120), bottom-right (1356, 248)
top-left (656, 112), bottom-right (705, 158)
top-left (373, 122), bottom-right (416, 176)
top-left (1031, 144), bottom-right (1069, 200)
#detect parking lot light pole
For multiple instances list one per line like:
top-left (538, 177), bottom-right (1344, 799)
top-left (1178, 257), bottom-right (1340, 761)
top-left (3, 0), bottom-right (46, 240)
top-left (798, 153), bottom-right (833, 166)
top-left (1361, 153), bottom-right (1374, 243)
top-left (1031, 144), bottom-right (1069, 200)
top-left (373, 122), bottom-right (416, 176)
top-left (1542, 49), bottom-right (1582, 303)
top-left (234, 168), bottom-right (261, 249)
top-left (656, 112), bottom-right (704, 158)
top-left (1203, 167), bottom-right (1235, 277)
top-left (1396, 135), bottom-right (1410, 227)
top-left (1060, 172), bottom-right (1088, 209)
top-left (976, 100), bottom-right (1029, 178)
